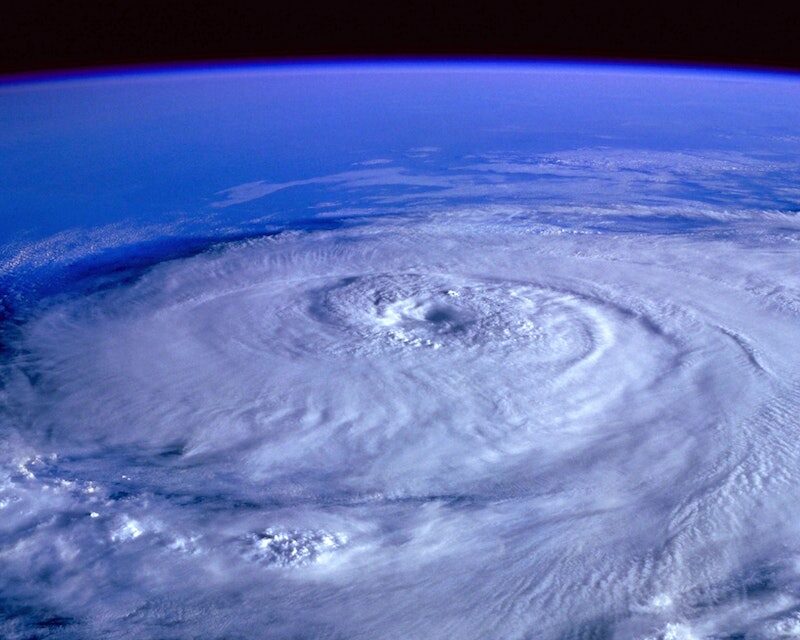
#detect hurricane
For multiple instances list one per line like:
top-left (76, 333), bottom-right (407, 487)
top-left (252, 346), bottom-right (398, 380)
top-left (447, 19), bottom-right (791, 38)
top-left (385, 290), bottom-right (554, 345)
top-left (2, 63), bottom-right (800, 639)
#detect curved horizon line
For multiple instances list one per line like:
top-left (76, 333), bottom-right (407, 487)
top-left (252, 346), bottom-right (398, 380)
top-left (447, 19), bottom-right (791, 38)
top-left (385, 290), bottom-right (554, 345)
top-left (3, 54), bottom-right (800, 87)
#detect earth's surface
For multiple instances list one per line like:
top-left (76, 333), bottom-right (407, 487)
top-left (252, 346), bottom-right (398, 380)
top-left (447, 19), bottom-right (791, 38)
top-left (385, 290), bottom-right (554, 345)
top-left (1, 62), bottom-right (800, 639)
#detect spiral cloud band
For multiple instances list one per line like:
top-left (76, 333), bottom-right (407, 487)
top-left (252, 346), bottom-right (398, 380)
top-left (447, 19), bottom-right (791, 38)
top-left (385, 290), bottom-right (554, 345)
top-left (2, 195), bottom-right (800, 638)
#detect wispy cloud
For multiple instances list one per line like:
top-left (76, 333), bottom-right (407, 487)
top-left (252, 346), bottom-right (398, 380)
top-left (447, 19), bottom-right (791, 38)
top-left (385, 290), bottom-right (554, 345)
top-left (211, 167), bottom-right (453, 208)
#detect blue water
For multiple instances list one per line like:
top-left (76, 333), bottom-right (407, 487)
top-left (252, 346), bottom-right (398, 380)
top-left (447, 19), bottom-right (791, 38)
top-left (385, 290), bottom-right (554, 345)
top-left (3, 62), bottom-right (800, 243)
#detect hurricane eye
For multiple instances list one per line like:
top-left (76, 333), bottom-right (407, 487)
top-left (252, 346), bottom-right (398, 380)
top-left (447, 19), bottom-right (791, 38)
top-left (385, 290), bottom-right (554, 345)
top-left (423, 305), bottom-right (459, 324)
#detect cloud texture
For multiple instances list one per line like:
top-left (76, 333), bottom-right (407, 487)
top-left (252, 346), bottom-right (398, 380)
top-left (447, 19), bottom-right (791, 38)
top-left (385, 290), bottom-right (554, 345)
top-left (2, 199), bottom-right (800, 638)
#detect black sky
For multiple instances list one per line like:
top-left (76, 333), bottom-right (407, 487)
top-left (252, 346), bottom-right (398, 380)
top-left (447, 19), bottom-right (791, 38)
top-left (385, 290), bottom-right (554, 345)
top-left (2, 1), bottom-right (800, 76)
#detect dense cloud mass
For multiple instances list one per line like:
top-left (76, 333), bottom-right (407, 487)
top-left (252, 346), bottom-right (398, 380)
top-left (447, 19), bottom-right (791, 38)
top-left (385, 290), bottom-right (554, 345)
top-left (2, 200), bottom-right (800, 638)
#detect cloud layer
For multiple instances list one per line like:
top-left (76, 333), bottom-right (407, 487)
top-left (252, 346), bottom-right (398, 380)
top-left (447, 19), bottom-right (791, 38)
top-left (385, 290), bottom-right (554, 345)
top-left (2, 199), bottom-right (800, 638)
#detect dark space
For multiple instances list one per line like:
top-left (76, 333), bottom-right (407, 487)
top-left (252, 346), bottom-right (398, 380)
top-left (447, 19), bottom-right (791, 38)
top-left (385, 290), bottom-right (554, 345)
top-left (2, 1), bottom-right (800, 76)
